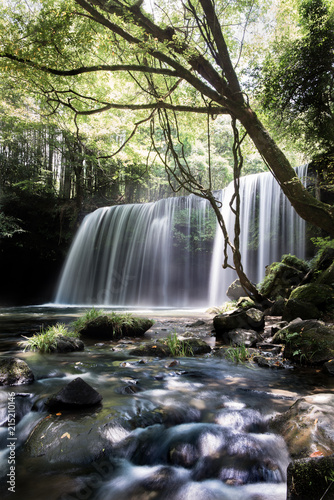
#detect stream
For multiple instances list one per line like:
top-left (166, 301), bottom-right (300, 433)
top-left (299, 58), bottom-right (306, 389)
top-left (0, 306), bottom-right (333, 500)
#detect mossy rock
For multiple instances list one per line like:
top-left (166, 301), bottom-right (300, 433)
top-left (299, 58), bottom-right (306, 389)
top-left (289, 283), bottom-right (334, 308)
top-left (282, 299), bottom-right (321, 322)
top-left (0, 357), bottom-right (34, 386)
top-left (287, 456), bottom-right (334, 500)
top-left (272, 319), bottom-right (324, 344)
top-left (128, 342), bottom-right (172, 358)
top-left (282, 283), bottom-right (334, 321)
top-left (128, 338), bottom-right (210, 358)
top-left (317, 261), bottom-right (334, 286)
top-left (48, 335), bottom-right (85, 353)
top-left (259, 254), bottom-right (309, 300)
top-left (78, 315), bottom-right (154, 340)
top-left (276, 320), bottom-right (334, 365)
top-left (182, 338), bottom-right (211, 355)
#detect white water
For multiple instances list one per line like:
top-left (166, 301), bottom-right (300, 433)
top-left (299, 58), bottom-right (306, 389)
top-left (55, 166), bottom-right (308, 307)
top-left (209, 165), bottom-right (308, 304)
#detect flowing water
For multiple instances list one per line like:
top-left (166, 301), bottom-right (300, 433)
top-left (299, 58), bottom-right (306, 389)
top-left (0, 306), bottom-right (332, 500)
top-left (55, 166), bottom-right (309, 308)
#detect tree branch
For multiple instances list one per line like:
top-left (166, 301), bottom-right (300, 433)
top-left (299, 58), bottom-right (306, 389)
top-left (45, 89), bottom-right (229, 116)
top-left (1, 53), bottom-right (179, 78)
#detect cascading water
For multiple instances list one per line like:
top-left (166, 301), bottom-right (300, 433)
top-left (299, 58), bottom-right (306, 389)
top-left (55, 165), bottom-right (308, 307)
top-left (209, 165), bottom-right (308, 305)
top-left (55, 195), bottom-right (213, 307)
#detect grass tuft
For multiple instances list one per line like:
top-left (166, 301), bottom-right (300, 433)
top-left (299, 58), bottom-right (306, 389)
top-left (20, 323), bottom-right (78, 353)
top-left (164, 332), bottom-right (194, 357)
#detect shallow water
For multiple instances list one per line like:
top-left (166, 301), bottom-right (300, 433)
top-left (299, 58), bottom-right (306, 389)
top-left (0, 306), bottom-right (333, 500)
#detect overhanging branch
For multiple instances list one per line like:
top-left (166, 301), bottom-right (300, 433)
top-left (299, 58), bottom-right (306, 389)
top-left (1, 53), bottom-right (179, 78)
top-left (45, 91), bottom-right (229, 116)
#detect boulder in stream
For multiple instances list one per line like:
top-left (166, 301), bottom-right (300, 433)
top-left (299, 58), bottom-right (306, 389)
top-left (270, 393), bottom-right (334, 459)
top-left (216, 328), bottom-right (260, 347)
top-left (78, 315), bottom-right (154, 340)
top-left (48, 335), bottom-right (84, 353)
top-left (45, 377), bottom-right (102, 411)
top-left (24, 410), bottom-right (112, 465)
top-left (0, 357), bottom-right (34, 386)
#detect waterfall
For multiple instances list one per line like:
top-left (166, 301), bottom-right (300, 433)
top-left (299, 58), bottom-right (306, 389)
top-left (55, 195), bottom-right (213, 307)
top-left (55, 165), bottom-right (308, 307)
top-left (209, 164), bottom-right (308, 305)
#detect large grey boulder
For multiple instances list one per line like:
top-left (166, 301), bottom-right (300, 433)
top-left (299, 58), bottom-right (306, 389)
top-left (226, 280), bottom-right (245, 300)
top-left (0, 357), bottom-right (34, 386)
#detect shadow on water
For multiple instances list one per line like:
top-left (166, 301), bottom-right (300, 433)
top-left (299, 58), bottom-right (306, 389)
top-left (0, 306), bottom-right (333, 500)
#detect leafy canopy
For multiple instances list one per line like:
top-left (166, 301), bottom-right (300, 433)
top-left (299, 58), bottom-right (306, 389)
top-left (257, 0), bottom-right (334, 155)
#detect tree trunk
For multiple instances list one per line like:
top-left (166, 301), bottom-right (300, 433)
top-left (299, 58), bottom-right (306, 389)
top-left (232, 105), bottom-right (334, 237)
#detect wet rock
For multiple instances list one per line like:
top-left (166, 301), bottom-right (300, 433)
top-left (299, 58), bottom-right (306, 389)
top-left (119, 384), bottom-right (143, 395)
top-left (169, 442), bottom-right (200, 468)
top-left (218, 328), bottom-right (260, 347)
top-left (253, 355), bottom-right (285, 369)
top-left (46, 377), bottom-right (102, 411)
top-left (213, 308), bottom-right (264, 339)
top-left (323, 359), bottom-right (334, 376)
top-left (256, 343), bottom-right (282, 355)
top-left (183, 338), bottom-right (211, 355)
top-left (165, 360), bottom-right (179, 368)
top-left (287, 456), bottom-right (334, 500)
top-left (78, 315), bottom-right (154, 340)
top-left (270, 393), bottom-right (334, 459)
top-left (48, 335), bottom-right (84, 353)
top-left (0, 357), bottom-right (34, 386)
top-left (24, 412), bottom-right (111, 465)
top-left (129, 342), bottom-right (171, 358)
top-left (0, 392), bottom-right (34, 426)
top-left (141, 465), bottom-right (185, 490)
top-left (185, 320), bottom-right (205, 327)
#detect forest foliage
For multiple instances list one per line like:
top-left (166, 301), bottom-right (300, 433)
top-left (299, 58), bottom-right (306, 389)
top-left (0, 0), bottom-right (333, 303)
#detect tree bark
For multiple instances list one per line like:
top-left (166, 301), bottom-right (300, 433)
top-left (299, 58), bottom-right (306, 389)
top-left (231, 105), bottom-right (334, 236)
